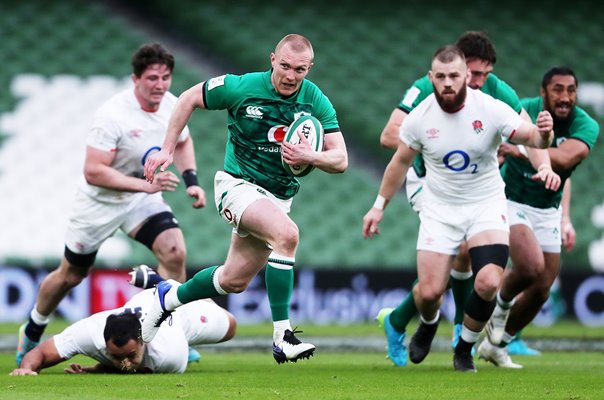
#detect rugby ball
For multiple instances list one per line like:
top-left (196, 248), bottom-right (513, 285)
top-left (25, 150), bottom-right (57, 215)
top-left (281, 115), bottom-right (324, 177)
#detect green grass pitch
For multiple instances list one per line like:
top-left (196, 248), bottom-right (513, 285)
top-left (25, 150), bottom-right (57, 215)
top-left (2, 321), bottom-right (603, 399)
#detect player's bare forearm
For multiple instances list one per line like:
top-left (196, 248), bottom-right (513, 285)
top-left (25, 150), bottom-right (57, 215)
top-left (173, 135), bottom-right (198, 173)
top-left (14, 340), bottom-right (64, 374)
top-left (314, 133), bottom-right (348, 173)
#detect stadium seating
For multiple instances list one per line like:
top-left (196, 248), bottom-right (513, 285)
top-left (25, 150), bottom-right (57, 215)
top-left (1, 0), bottom-right (603, 270)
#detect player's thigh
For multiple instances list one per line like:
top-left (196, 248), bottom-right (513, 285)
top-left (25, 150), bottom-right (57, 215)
top-left (239, 198), bottom-right (298, 249)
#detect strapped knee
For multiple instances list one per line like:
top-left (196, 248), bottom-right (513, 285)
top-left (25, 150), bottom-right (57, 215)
top-left (469, 244), bottom-right (509, 273)
top-left (135, 212), bottom-right (179, 250)
top-left (64, 246), bottom-right (96, 269)
top-left (465, 291), bottom-right (496, 322)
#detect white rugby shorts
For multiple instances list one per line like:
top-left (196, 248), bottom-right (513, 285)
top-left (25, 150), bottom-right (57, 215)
top-left (507, 200), bottom-right (561, 253)
top-left (214, 171), bottom-right (292, 236)
top-left (64, 190), bottom-right (172, 254)
top-left (125, 289), bottom-right (231, 345)
top-left (417, 197), bottom-right (509, 254)
top-left (176, 300), bottom-right (231, 345)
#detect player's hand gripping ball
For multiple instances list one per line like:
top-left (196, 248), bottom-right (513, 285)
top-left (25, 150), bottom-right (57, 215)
top-left (281, 115), bottom-right (324, 177)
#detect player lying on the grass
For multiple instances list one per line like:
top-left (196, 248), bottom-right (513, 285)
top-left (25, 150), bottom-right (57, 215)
top-left (10, 280), bottom-right (236, 375)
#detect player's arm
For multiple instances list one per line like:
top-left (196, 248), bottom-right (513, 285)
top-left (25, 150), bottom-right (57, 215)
top-left (509, 110), bottom-right (554, 149)
top-left (63, 362), bottom-right (136, 374)
top-left (362, 141), bottom-right (416, 239)
top-left (10, 338), bottom-right (66, 376)
top-left (282, 130), bottom-right (348, 174)
top-left (145, 82), bottom-right (206, 183)
top-left (315, 131), bottom-right (348, 173)
top-left (172, 135), bottom-right (206, 208)
top-left (379, 108), bottom-right (408, 150)
top-left (313, 132), bottom-right (348, 173)
top-left (84, 146), bottom-right (179, 194)
top-left (547, 138), bottom-right (590, 172)
top-left (561, 178), bottom-right (576, 252)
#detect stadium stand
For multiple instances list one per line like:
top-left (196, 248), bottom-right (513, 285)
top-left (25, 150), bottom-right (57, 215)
top-left (0, 0), bottom-right (602, 270)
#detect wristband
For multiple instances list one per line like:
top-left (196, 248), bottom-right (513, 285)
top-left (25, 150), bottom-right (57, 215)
top-left (373, 194), bottom-right (387, 210)
top-left (517, 144), bottom-right (528, 158)
top-left (182, 169), bottom-right (199, 188)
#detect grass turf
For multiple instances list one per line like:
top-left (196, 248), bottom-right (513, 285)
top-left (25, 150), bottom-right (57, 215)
top-left (2, 351), bottom-right (603, 400)
top-left (2, 321), bottom-right (603, 399)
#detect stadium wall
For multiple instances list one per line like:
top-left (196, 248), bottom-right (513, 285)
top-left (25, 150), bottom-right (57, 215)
top-left (2, 264), bottom-right (603, 326)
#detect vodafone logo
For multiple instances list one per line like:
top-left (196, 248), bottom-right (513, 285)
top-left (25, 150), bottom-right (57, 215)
top-left (267, 125), bottom-right (288, 143)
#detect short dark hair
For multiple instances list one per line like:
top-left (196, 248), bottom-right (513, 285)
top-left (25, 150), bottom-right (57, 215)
top-left (131, 43), bottom-right (175, 77)
top-left (455, 31), bottom-right (497, 65)
top-left (433, 45), bottom-right (465, 64)
top-left (104, 312), bottom-right (142, 347)
top-left (542, 66), bottom-right (578, 89)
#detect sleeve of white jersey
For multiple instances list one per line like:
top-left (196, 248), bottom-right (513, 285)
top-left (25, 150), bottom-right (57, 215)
top-left (87, 107), bottom-right (121, 152)
top-left (492, 98), bottom-right (524, 139)
top-left (399, 108), bottom-right (422, 151)
top-left (53, 311), bottom-right (111, 359)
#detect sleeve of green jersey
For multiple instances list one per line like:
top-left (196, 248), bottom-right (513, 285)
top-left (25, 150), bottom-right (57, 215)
top-left (203, 74), bottom-right (235, 110)
top-left (491, 77), bottom-right (523, 113)
top-left (571, 108), bottom-right (600, 149)
top-left (397, 75), bottom-right (432, 114)
top-left (311, 88), bottom-right (340, 132)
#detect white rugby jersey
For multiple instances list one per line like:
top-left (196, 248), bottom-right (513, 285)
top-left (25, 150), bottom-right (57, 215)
top-left (53, 290), bottom-right (188, 373)
top-left (400, 89), bottom-right (523, 205)
top-left (78, 89), bottom-right (190, 203)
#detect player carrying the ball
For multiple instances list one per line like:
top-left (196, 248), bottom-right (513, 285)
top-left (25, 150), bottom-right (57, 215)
top-left (142, 34), bottom-right (348, 364)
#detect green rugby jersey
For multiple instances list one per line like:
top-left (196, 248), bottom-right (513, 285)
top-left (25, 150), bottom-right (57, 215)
top-left (501, 96), bottom-right (599, 208)
top-left (203, 70), bottom-right (339, 199)
top-left (397, 73), bottom-right (522, 176)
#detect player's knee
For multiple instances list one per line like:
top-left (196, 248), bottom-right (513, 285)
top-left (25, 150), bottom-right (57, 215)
top-left (417, 283), bottom-right (443, 304)
top-left (160, 243), bottom-right (186, 267)
top-left (474, 268), bottom-right (501, 297)
top-left (273, 222), bottom-right (299, 253)
top-left (220, 275), bottom-right (251, 293)
top-left (517, 256), bottom-right (546, 281)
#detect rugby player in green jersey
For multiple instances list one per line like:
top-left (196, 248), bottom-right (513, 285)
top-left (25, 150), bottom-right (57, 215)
top-left (142, 34), bottom-right (348, 364)
top-left (478, 66), bottom-right (599, 367)
top-left (375, 31), bottom-right (558, 366)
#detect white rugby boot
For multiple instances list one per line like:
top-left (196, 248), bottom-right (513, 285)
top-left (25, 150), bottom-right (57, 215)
top-left (272, 329), bottom-right (315, 364)
top-left (477, 339), bottom-right (523, 369)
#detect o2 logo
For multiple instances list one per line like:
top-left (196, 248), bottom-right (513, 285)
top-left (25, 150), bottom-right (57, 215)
top-left (141, 146), bottom-right (161, 166)
top-left (443, 150), bottom-right (478, 173)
